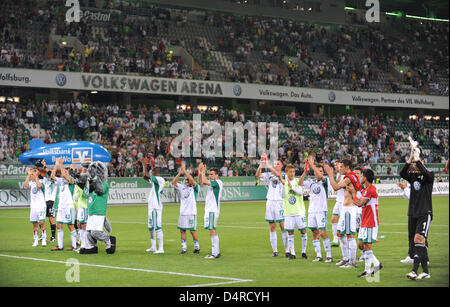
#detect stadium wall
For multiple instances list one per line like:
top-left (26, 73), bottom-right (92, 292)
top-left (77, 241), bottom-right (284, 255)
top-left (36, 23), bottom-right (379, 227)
top-left (1, 68), bottom-right (448, 109)
top-left (0, 177), bottom-right (447, 207)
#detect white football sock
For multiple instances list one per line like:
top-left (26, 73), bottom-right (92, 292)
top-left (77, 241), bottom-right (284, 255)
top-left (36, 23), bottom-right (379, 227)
top-left (181, 238), bottom-right (187, 251)
top-left (70, 230), bottom-right (77, 248)
top-left (156, 229), bottom-right (164, 251)
top-left (332, 223), bottom-right (338, 241)
top-left (313, 240), bottom-right (322, 257)
top-left (301, 233), bottom-right (308, 253)
top-left (33, 230), bottom-right (38, 241)
top-left (364, 250), bottom-right (373, 272)
top-left (323, 238), bottom-right (332, 258)
top-left (57, 229), bottom-right (64, 249)
top-left (288, 234), bottom-right (295, 255)
top-left (194, 240), bottom-right (200, 250)
top-left (79, 229), bottom-right (85, 248)
top-left (214, 235), bottom-right (220, 255)
top-left (270, 231), bottom-right (277, 253)
top-left (149, 229), bottom-right (156, 249)
top-left (282, 231), bottom-right (288, 252)
top-left (371, 251), bottom-right (380, 267)
top-left (339, 236), bottom-right (348, 261)
top-left (348, 238), bottom-right (357, 262)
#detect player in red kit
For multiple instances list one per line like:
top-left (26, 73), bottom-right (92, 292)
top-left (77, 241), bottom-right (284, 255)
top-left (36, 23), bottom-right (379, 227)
top-left (351, 169), bottom-right (383, 278)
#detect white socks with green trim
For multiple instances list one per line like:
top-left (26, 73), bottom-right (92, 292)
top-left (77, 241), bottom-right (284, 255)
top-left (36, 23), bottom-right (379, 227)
top-left (348, 238), bottom-right (357, 262)
top-left (282, 231), bottom-right (288, 253)
top-left (156, 229), bottom-right (164, 251)
top-left (211, 235), bottom-right (220, 256)
top-left (57, 229), bottom-right (64, 249)
top-left (70, 230), bottom-right (77, 248)
top-left (313, 240), bottom-right (322, 258)
top-left (270, 231), bottom-right (277, 253)
top-left (301, 233), bottom-right (308, 253)
top-left (323, 238), bottom-right (332, 258)
top-left (288, 234), bottom-right (295, 255)
top-left (339, 236), bottom-right (349, 261)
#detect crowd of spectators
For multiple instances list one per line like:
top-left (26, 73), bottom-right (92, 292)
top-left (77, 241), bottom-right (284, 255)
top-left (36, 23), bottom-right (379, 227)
top-left (1, 98), bottom-right (448, 178)
top-left (0, 0), bottom-right (448, 95)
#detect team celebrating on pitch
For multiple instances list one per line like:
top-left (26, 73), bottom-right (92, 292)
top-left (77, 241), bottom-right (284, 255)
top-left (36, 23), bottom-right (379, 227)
top-left (25, 145), bottom-right (434, 280)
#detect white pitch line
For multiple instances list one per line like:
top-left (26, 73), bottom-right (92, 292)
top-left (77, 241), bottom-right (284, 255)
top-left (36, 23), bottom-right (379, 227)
top-left (111, 220), bottom-right (449, 234)
top-left (0, 254), bottom-right (254, 287)
top-left (182, 280), bottom-right (253, 287)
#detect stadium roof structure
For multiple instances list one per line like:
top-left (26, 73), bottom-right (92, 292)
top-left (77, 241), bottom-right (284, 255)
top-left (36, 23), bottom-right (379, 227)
top-left (346, 0), bottom-right (449, 20)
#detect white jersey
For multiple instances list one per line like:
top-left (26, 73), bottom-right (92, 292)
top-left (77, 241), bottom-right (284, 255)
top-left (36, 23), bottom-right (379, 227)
top-left (177, 183), bottom-right (199, 216)
top-left (262, 172), bottom-right (285, 201)
top-left (336, 174), bottom-right (345, 203)
top-left (147, 175), bottom-right (165, 210)
top-left (304, 177), bottom-right (329, 213)
top-left (55, 177), bottom-right (74, 209)
top-left (29, 179), bottom-right (46, 210)
top-left (43, 176), bottom-right (57, 202)
top-left (205, 179), bottom-right (223, 213)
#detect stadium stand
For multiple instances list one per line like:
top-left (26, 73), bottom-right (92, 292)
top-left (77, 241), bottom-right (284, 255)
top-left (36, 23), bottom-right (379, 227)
top-left (1, 98), bottom-right (448, 176)
top-left (0, 0), bottom-right (448, 95)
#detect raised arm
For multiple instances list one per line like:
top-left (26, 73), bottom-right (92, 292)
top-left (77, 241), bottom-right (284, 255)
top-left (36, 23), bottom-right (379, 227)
top-left (255, 164), bottom-right (264, 179)
top-left (298, 168), bottom-right (308, 186)
top-left (24, 168), bottom-right (32, 189)
top-left (61, 167), bottom-right (74, 184)
top-left (172, 164), bottom-right (184, 187)
top-left (199, 163), bottom-right (211, 186)
top-left (324, 164), bottom-right (350, 190)
top-left (141, 157), bottom-right (150, 181)
top-left (32, 170), bottom-right (42, 189)
top-left (51, 158), bottom-right (63, 180)
top-left (400, 150), bottom-right (415, 182)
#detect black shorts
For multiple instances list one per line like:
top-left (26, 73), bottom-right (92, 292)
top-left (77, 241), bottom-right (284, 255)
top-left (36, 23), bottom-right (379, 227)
top-left (408, 214), bottom-right (432, 239)
top-left (46, 201), bottom-right (55, 217)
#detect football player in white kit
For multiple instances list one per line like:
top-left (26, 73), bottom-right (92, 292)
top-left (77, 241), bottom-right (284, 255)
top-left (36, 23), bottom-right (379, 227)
top-left (142, 158), bottom-right (166, 254)
top-left (331, 161), bottom-right (345, 247)
top-left (255, 158), bottom-right (289, 257)
top-left (50, 158), bottom-right (77, 251)
top-left (172, 163), bottom-right (200, 254)
top-left (25, 168), bottom-right (47, 247)
top-left (198, 162), bottom-right (223, 259)
top-left (300, 156), bottom-right (333, 262)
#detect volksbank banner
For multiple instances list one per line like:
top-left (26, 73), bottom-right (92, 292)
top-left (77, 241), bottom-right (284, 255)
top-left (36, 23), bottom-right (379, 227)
top-left (1, 68), bottom-right (448, 110)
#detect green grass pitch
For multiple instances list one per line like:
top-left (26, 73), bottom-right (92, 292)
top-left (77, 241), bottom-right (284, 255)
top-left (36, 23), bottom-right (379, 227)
top-left (0, 197), bottom-right (448, 287)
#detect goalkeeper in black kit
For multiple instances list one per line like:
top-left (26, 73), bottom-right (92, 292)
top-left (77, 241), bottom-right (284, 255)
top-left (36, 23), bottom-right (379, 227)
top-left (400, 150), bottom-right (434, 281)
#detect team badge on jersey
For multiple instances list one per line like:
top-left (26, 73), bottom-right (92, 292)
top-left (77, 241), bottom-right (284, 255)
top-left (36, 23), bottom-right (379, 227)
top-left (288, 196), bottom-right (296, 204)
top-left (311, 185), bottom-right (321, 195)
top-left (413, 181), bottom-right (421, 191)
top-left (181, 188), bottom-right (191, 199)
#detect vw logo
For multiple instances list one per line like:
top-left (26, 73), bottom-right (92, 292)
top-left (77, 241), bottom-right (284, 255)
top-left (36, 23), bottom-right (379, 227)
top-left (88, 196), bottom-right (93, 203)
top-left (181, 188), bottom-right (190, 199)
top-left (413, 181), bottom-right (421, 191)
top-left (233, 84), bottom-right (242, 96)
top-left (328, 91), bottom-right (336, 102)
top-left (311, 185), bottom-right (321, 195)
top-left (288, 196), bottom-right (296, 205)
top-left (32, 187), bottom-right (38, 194)
top-left (55, 73), bottom-right (67, 87)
